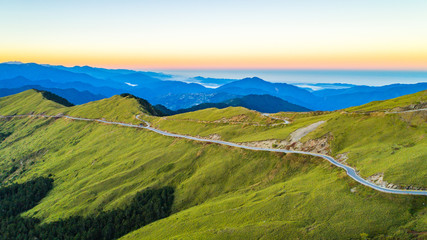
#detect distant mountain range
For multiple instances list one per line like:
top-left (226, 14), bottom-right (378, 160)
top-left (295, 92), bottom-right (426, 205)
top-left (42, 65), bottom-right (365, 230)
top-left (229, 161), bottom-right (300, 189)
top-left (0, 79), bottom-right (106, 105)
top-left (156, 94), bottom-right (310, 115)
top-left (0, 62), bottom-right (426, 112)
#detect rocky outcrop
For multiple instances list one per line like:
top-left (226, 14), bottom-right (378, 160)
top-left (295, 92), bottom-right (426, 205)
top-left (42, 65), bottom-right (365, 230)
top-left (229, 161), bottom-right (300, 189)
top-left (239, 121), bottom-right (330, 154)
top-left (366, 173), bottom-right (425, 190)
top-left (336, 153), bottom-right (348, 163)
top-left (240, 133), bottom-right (331, 155)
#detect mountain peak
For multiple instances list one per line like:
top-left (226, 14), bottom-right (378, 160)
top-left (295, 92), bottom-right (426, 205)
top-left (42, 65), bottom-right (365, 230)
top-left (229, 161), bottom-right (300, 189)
top-left (240, 77), bottom-right (267, 83)
top-left (33, 89), bottom-right (74, 107)
top-left (63, 93), bottom-right (162, 123)
top-left (2, 61), bottom-right (25, 64)
top-left (0, 89), bottom-right (71, 115)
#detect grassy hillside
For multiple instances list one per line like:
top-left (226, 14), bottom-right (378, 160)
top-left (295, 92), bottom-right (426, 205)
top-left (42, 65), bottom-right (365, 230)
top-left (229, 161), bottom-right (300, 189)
top-left (1, 116), bottom-right (425, 239)
top-left (346, 90), bottom-right (427, 112)
top-left (0, 90), bottom-right (426, 239)
top-left (123, 169), bottom-right (426, 240)
top-left (306, 95), bottom-right (427, 188)
top-left (0, 89), bottom-right (69, 115)
top-left (167, 107), bottom-right (269, 122)
top-left (0, 116), bottom-right (318, 219)
top-left (61, 93), bottom-right (161, 123)
top-left (147, 91), bottom-right (427, 188)
top-left (147, 107), bottom-right (333, 142)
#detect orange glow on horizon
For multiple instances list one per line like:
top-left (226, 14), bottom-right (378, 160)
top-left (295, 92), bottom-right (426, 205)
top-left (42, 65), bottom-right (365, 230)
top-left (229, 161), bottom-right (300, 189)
top-left (2, 1), bottom-right (427, 72)
top-left (1, 47), bottom-right (427, 71)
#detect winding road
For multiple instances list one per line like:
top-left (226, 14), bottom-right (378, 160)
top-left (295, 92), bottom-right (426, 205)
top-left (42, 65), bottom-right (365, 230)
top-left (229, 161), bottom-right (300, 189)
top-left (1, 113), bottom-right (427, 196)
top-left (262, 113), bottom-right (291, 125)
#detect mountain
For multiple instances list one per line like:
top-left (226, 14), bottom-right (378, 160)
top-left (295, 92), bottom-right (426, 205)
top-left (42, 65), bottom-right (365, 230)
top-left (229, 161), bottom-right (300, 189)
top-left (0, 63), bottom-right (114, 87)
top-left (107, 72), bottom-right (164, 85)
top-left (158, 94), bottom-right (311, 115)
top-left (312, 82), bottom-right (427, 110)
top-left (224, 94), bottom-right (311, 113)
top-left (186, 76), bottom-right (238, 88)
top-left (346, 89), bottom-right (427, 112)
top-left (0, 89), bottom-right (70, 115)
top-left (63, 93), bottom-right (163, 123)
top-left (216, 77), bottom-right (318, 108)
top-left (152, 92), bottom-right (240, 110)
top-left (0, 63), bottom-right (211, 108)
top-left (1, 63), bottom-right (426, 112)
top-left (0, 76), bottom-right (123, 97)
top-left (51, 65), bottom-right (137, 79)
top-left (0, 89), bottom-right (426, 239)
top-left (51, 64), bottom-right (171, 80)
top-left (0, 85), bottom-right (106, 105)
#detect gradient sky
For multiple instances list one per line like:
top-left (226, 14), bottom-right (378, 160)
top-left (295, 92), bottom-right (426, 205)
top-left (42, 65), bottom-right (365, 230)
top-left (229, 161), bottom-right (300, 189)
top-left (1, 0), bottom-right (427, 70)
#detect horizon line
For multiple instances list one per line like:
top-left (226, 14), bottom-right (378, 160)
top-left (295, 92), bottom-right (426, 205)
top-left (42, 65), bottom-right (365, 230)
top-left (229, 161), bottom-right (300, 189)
top-left (3, 61), bottom-right (427, 73)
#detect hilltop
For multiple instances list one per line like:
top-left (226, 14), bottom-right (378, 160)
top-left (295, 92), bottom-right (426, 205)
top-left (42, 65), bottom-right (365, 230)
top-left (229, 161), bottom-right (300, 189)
top-left (62, 93), bottom-right (163, 123)
top-left (0, 89), bottom-right (163, 124)
top-left (0, 89), bottom-right (71, 115)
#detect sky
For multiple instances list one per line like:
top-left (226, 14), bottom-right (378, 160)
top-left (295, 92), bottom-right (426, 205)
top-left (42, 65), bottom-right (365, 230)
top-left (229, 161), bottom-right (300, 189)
top-left (1, 0), bottom-right (427, 70)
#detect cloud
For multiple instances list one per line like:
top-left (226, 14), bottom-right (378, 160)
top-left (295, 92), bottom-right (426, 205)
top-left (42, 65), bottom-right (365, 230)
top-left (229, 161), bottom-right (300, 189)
top-left (125, 82), bottom-right (138, 87)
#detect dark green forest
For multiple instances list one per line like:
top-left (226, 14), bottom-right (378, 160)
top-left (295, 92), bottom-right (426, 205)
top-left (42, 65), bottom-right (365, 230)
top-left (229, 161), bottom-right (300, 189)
top-left (0, 178), bottom-right (174, 240)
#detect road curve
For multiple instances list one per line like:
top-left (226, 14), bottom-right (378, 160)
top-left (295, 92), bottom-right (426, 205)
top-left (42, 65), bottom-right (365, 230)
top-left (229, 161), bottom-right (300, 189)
top-left (262, 113), bottom-right (290, 124)
top-left (2, 113), bottom-right (426, 196)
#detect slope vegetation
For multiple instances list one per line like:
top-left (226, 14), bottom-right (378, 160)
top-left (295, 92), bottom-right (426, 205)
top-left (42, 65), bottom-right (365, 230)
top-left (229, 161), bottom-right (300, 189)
top-left (62, 93), bottom-right (162, 123)
top-left (305, 90), bottom-right (427, 188)
top-left (0, 90), bottom-right (426, 239)
top-left (0, 89), bottom-right (70, 115)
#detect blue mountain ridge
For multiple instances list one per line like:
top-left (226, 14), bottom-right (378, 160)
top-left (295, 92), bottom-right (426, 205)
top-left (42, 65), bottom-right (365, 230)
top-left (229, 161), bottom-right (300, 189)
top-left (1, 62), bottom-right (426, 111)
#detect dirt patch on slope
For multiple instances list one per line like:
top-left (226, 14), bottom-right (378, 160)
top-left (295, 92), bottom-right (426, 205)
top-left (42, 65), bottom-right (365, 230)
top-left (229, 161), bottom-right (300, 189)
top-left (240, 121), bottom-right (330, 154)
top-left (367, 173), bottom-right (425, 190)
top-left (240, 133), bottom-right (331, 155)
top-left (289, 121), bottom-right (326, 143)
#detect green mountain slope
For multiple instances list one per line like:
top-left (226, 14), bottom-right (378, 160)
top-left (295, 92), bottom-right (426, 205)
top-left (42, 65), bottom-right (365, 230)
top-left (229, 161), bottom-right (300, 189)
top-left (145, 91), bottom-right (427, 188)
top-left (0, 89), bottom-right (71, 115)
top-left (346, 89), bottom-right (427, 112)
top-left (0, 90), bottom-right (426, 239)
top-left (302, 90), bottom-right (427, 188)
top-left (62, 93), bottom-right (162, 123)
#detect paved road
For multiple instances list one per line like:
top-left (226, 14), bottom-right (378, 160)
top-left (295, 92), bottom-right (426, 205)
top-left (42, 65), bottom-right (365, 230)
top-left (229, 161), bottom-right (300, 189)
top-left (262, 113), bottom-right (290, 124)
top-left (386, 108), bottom-right (427, 114)
top-left (2, 113), bottom-right (427, 196)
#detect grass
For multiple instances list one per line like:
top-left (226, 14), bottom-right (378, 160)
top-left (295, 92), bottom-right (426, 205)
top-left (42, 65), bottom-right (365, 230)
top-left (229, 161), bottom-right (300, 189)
top-left (60, 94), bottom-right (158, 123)
top-left (0, 117), bottom-right (425, 239)
top-left (0, 89), bottom-right (426, 239)
top-left (0, 89), bottom-right (66, 115)
top-left (150, 108), bottom-right (335, 142)
top-left (307, 111), bottom-right (427, 187)
top-left (122, 167), bottom-right (424, 240)
top-left (146, 92), bottom-right (427, 188)
top-left (167, 107), bottom-right (272, 123)
top-left (0, 116), bottom-right (320, 220)
top-left (346, 90), bottom-right (427, 112)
